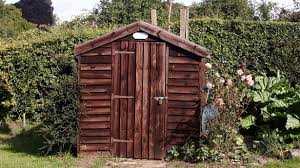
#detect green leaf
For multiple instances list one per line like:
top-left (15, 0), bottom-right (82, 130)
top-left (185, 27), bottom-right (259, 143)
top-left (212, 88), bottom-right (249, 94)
top-left (286, 114), bottom-right (300, 130)
top-left (240, 115), bottom-right (256, 129)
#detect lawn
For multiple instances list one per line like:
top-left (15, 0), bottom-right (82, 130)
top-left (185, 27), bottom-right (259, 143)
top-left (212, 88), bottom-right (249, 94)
top-left (258, 157), bottom-right (300, 168)
top-left (1, 122), bottom-right (300, 168)
top-left (0, 122), bottom-right (77, 168)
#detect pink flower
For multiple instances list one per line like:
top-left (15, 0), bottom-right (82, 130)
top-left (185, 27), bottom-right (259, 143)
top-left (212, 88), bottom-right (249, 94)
top-left (216, 98), bottom-right (224, 107)
top-left (206, 82), bottom-right (214, 90)
top-left (246, 79), bottom-right (254, 86)
top-left (226, 79), bottom-right (233, 87)
top-left (205, 63), bottom-right (212, 69)
top-left (215, 72), bottom-right (221, 78)
top-left (237, 69), bottom-right (244, 76)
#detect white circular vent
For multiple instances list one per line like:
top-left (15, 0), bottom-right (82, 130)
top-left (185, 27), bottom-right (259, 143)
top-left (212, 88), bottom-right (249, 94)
top-left (132, 32), bottom-right (148, 40)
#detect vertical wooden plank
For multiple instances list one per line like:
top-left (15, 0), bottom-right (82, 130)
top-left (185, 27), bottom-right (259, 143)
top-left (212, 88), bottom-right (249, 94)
top-left (134, 42), bottom-right (143, 159)
top-left (127, 42), bottom-right (136, 158)
top-left (164, 45), bottom-right (169, 155)
top-left (149, 42), bottom-right (157, 159)
top-left (142, 43), bottom-right (150, 158)
top-left (77, 55), bottom-right (81, 154)
top-left (119, 41), bottom-right (129, 157)
top-left (155, 42), bottom-right (167, 159)
top-left (111, 42), bottom-right (121, 156)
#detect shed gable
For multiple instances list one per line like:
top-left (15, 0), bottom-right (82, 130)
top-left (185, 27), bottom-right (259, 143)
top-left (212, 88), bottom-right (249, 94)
top-left (74, 21), bottom-right (210, 58)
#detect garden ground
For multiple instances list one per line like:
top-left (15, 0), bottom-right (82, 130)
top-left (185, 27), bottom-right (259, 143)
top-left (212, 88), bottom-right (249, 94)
top-left (1, 122), bottom-right (300, 168)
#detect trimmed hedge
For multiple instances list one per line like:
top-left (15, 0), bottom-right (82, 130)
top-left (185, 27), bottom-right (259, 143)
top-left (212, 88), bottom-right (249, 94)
top-left (0, 26), bottom-right (112, 153)
top-left (174, 19), bottom-right (300, 84)
top-left (1, 19), bottom-right (299, 154)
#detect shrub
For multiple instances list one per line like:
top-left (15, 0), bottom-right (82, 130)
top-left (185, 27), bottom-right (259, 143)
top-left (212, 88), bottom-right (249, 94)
top-left (240, 73), bottom-right (300, 156)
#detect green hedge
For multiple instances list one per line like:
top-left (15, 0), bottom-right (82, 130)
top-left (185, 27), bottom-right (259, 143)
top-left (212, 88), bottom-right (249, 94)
top-left (174, 19), bottom-right (300, 84)
top-left (0, 26), bottom-right (112, 153)
top-left (1, 19), bottom-right (299, 154)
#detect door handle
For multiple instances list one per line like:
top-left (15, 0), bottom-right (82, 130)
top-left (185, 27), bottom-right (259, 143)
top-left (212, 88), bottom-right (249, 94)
top-left (154, 97), bottom-right (168, 105)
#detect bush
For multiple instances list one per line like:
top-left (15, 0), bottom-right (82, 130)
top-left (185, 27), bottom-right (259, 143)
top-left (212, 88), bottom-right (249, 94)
top-left (240, 73), bottom-right (300, 157)
top-left (173, 19), bottom-right (300, 85)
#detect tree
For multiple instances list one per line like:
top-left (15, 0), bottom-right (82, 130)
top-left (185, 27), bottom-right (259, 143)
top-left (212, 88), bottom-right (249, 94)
top-left (278, 0), bottom-right (300, 22)
top-left (0, 2), bottom-right (33, 38)
top-left (190, 0), bottom-right (255, 20)
top-left (15, 0), bottom-right (55, 25)
top-left (256, 0), bottom-right (277, 20)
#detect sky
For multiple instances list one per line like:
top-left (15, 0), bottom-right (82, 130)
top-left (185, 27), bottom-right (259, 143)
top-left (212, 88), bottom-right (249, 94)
top-left (6, 0), bottom-right (295, 22)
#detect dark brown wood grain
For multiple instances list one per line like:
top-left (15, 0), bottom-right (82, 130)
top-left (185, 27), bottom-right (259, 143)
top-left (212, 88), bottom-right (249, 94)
top-left (80, 64), bottom-right (111, 71)
top-left (134, 42), bottom-right (143, 159)
top-left (141, 42), bottom-right (150, 159)
top-left (79, 144), bottom-right (110, 151)
top-left (126, 42), bottom-right (136, 158)
top-left (119, 41), bottom-right (129, 157)
top-left (81, 56), bottom-right (112, 64)
top-left (80, 71), bottom-right (111, 79)
top-left (80, 129), bottom-right (110, 137)
top-left (111, 42), bottom-right (121, 156)
top-left (148, 42), bottom-right (157, 159)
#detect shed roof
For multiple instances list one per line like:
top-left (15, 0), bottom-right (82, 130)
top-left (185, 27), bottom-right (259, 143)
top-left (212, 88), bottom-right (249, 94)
top-left (74, 21), bottom-right (210, 58)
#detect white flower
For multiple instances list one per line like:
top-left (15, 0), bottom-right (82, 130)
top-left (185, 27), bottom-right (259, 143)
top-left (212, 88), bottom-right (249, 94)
top-left (237, 69), bottom-right (244, 76)
top-left (241, 75), bottom-right (246, 81)
top-left (246, 75), bottom-right (253, 81)
top-left (215, 72), bottom-right (221, 78)
top-left (205, 63), bottom-right (212, 69)
top-left (246, 79), bottom-right (255, 86)
top-left (219, 78), bottom-right (225, 84)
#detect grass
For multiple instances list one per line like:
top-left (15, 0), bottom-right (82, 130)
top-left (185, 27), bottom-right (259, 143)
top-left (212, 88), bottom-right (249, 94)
top-left (258, 157), bottom-right (300, 168)
top-left (0, 122), bottom-right (77, 168)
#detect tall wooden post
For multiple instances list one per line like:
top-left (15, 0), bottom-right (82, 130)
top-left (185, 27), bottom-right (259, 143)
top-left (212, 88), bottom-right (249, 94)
top-left (180, 8), bottom-right (189, 40)
top-left (151, 9), bottom-right (157, 26)
top-left (168, 0), bottom-right (173, 31)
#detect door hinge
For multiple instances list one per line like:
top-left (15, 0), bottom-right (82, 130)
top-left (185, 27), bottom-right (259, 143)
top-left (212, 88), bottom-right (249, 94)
top-left (114, 50), bottom-right (135, 55)
top-left (112, 94), bottom-right (134, 99)
top-left (112, 138), bottom-right (133, 143)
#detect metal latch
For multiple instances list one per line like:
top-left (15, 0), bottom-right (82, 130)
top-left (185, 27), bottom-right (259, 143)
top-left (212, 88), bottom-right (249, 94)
top-left (154, 96), bottom-right (168, 105)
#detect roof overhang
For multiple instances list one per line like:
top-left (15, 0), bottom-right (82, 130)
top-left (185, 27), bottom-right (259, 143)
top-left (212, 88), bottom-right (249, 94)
top-left (74, 21), bottom-right (210, 58)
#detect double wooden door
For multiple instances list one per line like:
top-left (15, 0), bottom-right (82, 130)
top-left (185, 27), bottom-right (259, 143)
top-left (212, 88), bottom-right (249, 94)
top-left (111, 41), bottom-right (167, 159)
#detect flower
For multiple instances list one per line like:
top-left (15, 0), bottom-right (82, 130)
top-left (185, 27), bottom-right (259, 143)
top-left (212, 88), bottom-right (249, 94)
top-left (237, 69), bottom-right (244, 76)
top-left (246, 79), bottom-right (254, 86)
top-left (219, 78), bottom-right (225, 84)
top-left (241, 75), bottom-right (246, 81)
top-left (216, 98), bottom-right (225, 107)
top-left (215, 72), bottom-right (221, 78)
top-left (226, 79), bottom-right (233, 86)
top-left (246, 75), bottom-right (253, 81)
top-left (206, 82), bottom-right (214, 90)
top-left (205, 63), bottom-right (212, 69)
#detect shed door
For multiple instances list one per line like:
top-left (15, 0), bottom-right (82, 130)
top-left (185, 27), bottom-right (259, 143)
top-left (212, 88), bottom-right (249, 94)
top-left (111, 41), bottom-right (167, 159)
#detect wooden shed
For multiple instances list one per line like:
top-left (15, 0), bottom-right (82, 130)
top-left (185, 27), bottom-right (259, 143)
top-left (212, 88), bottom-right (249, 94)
top-left (74, 21), bottom-right (210, 159)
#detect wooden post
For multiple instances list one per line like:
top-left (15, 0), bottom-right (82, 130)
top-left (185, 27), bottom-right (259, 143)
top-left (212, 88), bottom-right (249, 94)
top-left (180, 8), bottom-right (189, 40)
top-left (168, 0), bottom-right (173, 31)
top-left (151, 9), bottom-right (157, 26)
top-left (23, 113), bottom-right (26, 128)
top-left (185, 8), bottom-right (189, 40)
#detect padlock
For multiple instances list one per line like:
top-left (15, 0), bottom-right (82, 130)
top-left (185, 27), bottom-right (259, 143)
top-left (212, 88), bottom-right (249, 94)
top-left (158, 98), bottom-right (163, 105)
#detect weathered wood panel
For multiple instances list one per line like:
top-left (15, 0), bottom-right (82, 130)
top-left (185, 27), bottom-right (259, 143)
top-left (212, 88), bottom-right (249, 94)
top-left (166, 46), bottom-right (202, 149)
